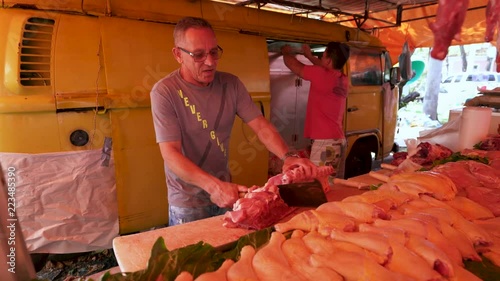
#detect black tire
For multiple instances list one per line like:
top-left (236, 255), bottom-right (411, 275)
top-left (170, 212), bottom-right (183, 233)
top-left (344, 142), bottom-right (373, 179)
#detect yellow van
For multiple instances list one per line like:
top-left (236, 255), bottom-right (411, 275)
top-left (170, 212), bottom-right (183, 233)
top-left (0, 0), bottom-right (400, 234)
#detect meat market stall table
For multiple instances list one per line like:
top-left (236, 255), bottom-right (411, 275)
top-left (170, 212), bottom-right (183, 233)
top-left (112, 171), bottom-right (390, 273)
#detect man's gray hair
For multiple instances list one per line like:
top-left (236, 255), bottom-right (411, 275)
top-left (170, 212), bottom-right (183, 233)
top-left (174, 17), bottom-right (214, 45)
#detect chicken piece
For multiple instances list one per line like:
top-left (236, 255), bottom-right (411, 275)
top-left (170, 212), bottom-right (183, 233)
top-left (405, 206), bottom-right (493, 246)
top-left (388, 171), bottom-right (457, 200)
top-left (405, 234), bottom-right (455, 277)
top-left (310, 250), bottom-right (414, 281)
top-left (330, 240), bottom-right (389, 264)
top-left (422, 221), bottom-right (463, 265)
top-left (449, 263), bottom-right (482, 281)
top-left (358, 223), bottom-right (408, 245)
top-left (419, 195), bottom-right (463, 216)
top-left (252, 231), bottom-right (305, 281)
top-left (226, 246), bottom-right (259, 281)
top-left (440, 222), bottom-right (481, 261)
top-left (429, 0), bottom-right (470, 60)
top-left (379, 181), bottom-right (428, 199)
top-left (373, 218), bottom-right (428, 238)
top-left (342, 189), bottom-right (414, 207)
top-left (329, 229), bottom-right (393, 258)
top-left (444, 196), bottom-right (494, 220)
top-left (401, 197), bottom-right (433, 210)
top-left (420, 193), bottom-right (494, 221)
top-left (372, 198), bottom-right (397, 213)
top-left (473, 216), bottom-right (500, 239)
top-left (316, 201), bottom-right (390, 223)
top-left (282, 233), bottom-right (343, 281)
top-left (453, 215), bottom-right (493, 247)
top-left (175, 272), bottom-right (194, 281)
top-left (375, 215), bottom-right (463, 265)
top-left (274, 210), bottom-right (356, 234)
top-left (476, 235), bottom-right (500, 267)
top-left (386, 241), bottom-right (445, 281)
top-left (195, 259), bottom-right (234, 281)
top-left (483, 251), bottom-right (500, 267)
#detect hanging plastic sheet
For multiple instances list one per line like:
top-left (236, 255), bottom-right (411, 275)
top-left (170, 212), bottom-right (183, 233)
top-left (399, 41), bottom-right (413, 81)
top-left (0, 149), bottom-right (118, 253)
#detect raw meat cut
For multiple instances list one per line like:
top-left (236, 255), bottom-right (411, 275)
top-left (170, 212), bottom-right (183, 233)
top-left (429, 0), bottom-right (470, 60)
top-left (222, 184), bottom-right (291, 230)
top-left (223, 165), bottom-right (332, 230)
top-left (431, 161), bottom-right (480, 194)
top-left (485, 0), bottom-right (500, 42)
top-left (465, 185), bottom-right (500, 216)
top-left (391, 142), bottom-right (453, 167)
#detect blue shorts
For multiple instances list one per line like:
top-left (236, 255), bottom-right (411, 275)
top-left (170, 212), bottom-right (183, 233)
top-left (168, 205), bottom-right (229, 226)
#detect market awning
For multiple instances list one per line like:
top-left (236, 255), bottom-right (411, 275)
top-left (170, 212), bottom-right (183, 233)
top-left (216, 0), bottom-right (492, 62)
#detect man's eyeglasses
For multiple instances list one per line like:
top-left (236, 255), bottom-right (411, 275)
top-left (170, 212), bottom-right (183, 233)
top-left (177, 45), bottom-right (223, 62)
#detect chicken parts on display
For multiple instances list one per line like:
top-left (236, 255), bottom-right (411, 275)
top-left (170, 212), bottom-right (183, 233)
top-left (190, 169), bottom-right (500, 281)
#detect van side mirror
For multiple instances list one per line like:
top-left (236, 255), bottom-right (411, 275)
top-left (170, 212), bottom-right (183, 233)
top-left (390, 67), bottom-right (401, 85)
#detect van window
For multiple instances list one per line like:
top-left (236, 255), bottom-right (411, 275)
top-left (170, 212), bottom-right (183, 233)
top-left (349, 48), bottom-right (382, 86)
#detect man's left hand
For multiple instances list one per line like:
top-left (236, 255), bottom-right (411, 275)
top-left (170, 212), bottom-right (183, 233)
top-left (282, 157), bottom-right (318, 178)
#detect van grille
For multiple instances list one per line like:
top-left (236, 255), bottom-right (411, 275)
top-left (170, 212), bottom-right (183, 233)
top-left (19, 17), bottom-right (55, 86)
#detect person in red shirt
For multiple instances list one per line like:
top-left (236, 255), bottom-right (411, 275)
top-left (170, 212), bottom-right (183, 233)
top-left (281, 42), bottom-right (350, 179)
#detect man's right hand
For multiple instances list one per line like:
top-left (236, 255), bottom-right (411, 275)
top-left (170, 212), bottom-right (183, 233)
top-left (209, 181), bottom-right (248, 208)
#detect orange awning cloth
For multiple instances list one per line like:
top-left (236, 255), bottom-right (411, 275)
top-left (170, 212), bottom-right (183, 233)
top-left (327, 0), bottom-right (490, 63)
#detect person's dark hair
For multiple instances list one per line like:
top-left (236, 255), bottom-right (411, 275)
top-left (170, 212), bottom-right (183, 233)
top-left (325, 42), bottom-right (350, 70)
top-left (174, 17), bottom-right (213, 45)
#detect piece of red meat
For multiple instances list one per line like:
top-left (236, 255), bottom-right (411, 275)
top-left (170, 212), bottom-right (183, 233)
top-left (222, 186), bottom-right (291, 230)
top-left (465, 186), bottom-right (500, 216)
top-left (223, 166), bottom-right (333, 230)
top-left (429, 0), bottom-right (470, 60)
top-left (391, 151), bottom-right (408, 166)
top-left (475, 135), bottom-right (500, 151)
top-left (432, 161), bottom-right (479, 195)
top-left (467, 160), bottom-right (500, 188)
top-left (411, 142), bottom-right (453, 166)
top-left (485, 0), bottom-right (500, 42)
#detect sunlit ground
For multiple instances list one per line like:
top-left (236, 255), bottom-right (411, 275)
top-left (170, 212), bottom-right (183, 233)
top-left (395, 91), bottom-right (471, 148)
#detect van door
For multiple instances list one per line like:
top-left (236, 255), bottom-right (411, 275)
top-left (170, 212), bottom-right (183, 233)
top-left (269, 54), bottom-right (312, 151)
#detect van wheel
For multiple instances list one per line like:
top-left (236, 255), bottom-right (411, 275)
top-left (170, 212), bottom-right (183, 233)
top-left (344, 142), bottom-right (372, 179)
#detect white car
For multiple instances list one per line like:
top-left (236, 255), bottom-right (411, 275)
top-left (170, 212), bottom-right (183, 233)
top-left (440, 72), bottom-right (500, 94)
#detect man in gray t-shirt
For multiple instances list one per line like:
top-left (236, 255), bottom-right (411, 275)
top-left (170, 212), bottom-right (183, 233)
top-left (150, 16), bottom-right (316, 226)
